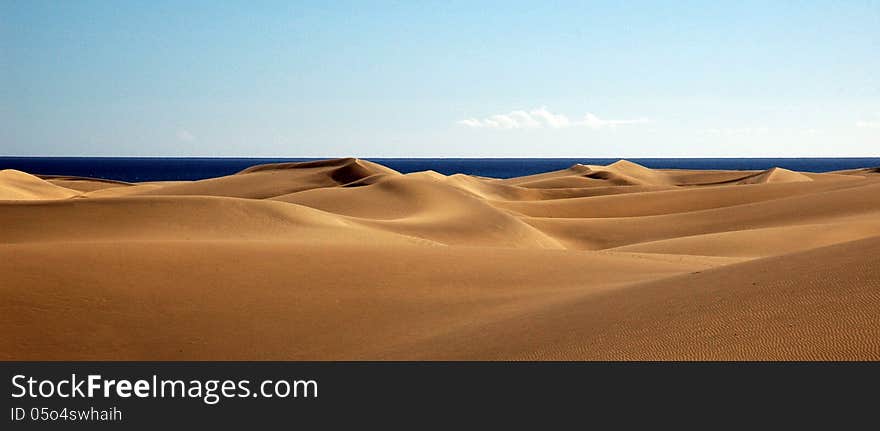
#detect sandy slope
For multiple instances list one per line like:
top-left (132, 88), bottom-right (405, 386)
top-left (391, 237), bottom-right (880, 360)
top-left (0, 170), bottom-right (81, 200)
top-left (1, 158), bottom-right (879, 360)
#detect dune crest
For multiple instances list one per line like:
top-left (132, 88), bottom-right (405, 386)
top-left (123, 157), bottom-right (401, 199)
top-left (0, 169), bottom-right (81, 200)
top-left (238, 157), bottom-right (400, 179)
top-left (735, 167), bottom-right (813, 184)
top-left (591, 159), bottom-right (675, 186)
top-left (2, 158), bottom-right (880, 360)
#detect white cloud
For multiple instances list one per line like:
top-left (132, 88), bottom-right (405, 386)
top-left (528, 106), bottom-right (571, 128)
top-left (176, 129), bottom-right (196, 142)
top-left (508, 110), bottom-right (542, 128)
top-left (457, 106), bottom-right (648, 130)
top-left (456, 119), bottom-right (483, 128)
top-left (856, 113), bottom-right (880, 128)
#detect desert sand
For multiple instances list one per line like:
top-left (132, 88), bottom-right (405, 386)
top-left (1, 158), bottom-right (879, 360)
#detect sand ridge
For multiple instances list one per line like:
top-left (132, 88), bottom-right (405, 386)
top-left (0, 169), bottom-right (81, 200)
top-left (2, 158), bottom-right (879, 360)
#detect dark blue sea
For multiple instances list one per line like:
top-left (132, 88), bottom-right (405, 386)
top-left (1, 157), bottom-right (878, 182)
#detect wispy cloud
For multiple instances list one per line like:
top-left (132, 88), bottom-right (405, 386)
top-left (457, 106), bottom-right (648, 130)
top-left (856, 113), bottom-right (880, 128)
top-left (176, 129), bottom-right (196, 142)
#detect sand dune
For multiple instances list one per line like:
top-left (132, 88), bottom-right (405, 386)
top-left (608, 220), bottom-right (880, 258)
top-left (133, 158), bottom-right (400, 199)
top-left (43, 176), bottom-right (132, 192)
top-left (733, 167), bottom-right (813, 184)
top-left (0, 195), bottom-right (436, 246)
top-left (274, 174), bottom-right (563, 248)
top-left (832, 166), bottom-right (880, 176)
top-left (1, 158), bottom-right (879, 360)
top-left (493, 178), bottom-right (863, 219)
top-left (389, 237), bottom-right (880, 360)
top-left (503, 160), bottom-right (675, 188)
top-left (0, 169), bottom-right (81, 200)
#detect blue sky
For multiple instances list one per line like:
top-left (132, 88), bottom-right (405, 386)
top-left (1, 0), bottom-right (878, 157)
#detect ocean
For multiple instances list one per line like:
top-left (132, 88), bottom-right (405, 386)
top-left (1, 157), bottom-right (878, 182)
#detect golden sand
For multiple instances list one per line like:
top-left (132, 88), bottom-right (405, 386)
top-left (2, 158), bottom-right (878, 360)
